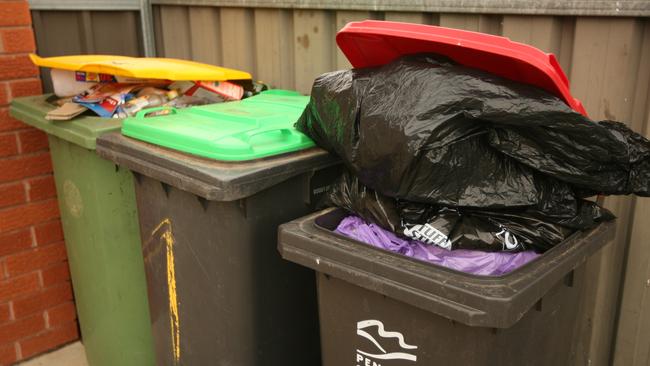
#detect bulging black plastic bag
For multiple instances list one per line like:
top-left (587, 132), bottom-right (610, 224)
top-left (297, 54), bottom-right (650, 213)
top-left (326, 172), bottom-right (615, 252)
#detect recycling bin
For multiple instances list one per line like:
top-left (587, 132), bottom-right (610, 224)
top-left (10, 95), bottom-right (155, 366)
top-left (95, 90), bottom-right (340, 366)
top-left (277, 208), bottom-right (615, 366)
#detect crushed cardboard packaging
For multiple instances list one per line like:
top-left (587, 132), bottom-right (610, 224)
top-left (45, 102), bottom-right (88, 121)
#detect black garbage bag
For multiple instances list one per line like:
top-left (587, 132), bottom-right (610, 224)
top-left (326, 172), bottom-right (615, 252)
top-left (297, 54), bottom-right (650, 213)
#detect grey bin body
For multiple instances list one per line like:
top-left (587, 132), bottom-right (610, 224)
top-left (96, 132), bottom-right (341, 366)
top-left (278, 208), bottom-right (615, 366)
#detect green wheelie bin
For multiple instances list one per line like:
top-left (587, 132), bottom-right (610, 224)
top-left (10, 95), bottom-right (155, 366)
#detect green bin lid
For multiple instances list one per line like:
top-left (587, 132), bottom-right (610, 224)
top-left (121, 90), bottom-right (315, 161)
top-left (10, 94), bottom-right (123, 150)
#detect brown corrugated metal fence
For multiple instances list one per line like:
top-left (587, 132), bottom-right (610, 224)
top-left (31, 10), bottom-right (144, 92)
top-left (152, 9), bottom-right (650, 365)
top-left (31, 4), bottom-right (650, 365)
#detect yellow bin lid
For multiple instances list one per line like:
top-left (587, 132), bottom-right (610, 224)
top-left (30, 54), bottom-right (252, 81)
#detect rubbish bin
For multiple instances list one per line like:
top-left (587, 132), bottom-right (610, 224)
top-left (95, 90), bottom-right (340, 366)
top-left (277, 208), bottom-right (615, 366)
top-left (276, 20), bottom-right (619, 366)
top-left (9, 94), bottom-right (155, 366)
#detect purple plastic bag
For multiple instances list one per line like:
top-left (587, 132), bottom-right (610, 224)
top-left (335, 215), bottom-right (540, 276)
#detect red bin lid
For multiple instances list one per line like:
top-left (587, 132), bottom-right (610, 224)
top-left (336, 20), bottom-right (586, 116)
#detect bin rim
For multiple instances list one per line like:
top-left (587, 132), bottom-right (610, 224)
top-left (96, 132), bottom-right (339, 201)
top-left (277, 207), bottom-right (615, 328)
top-left (9, 94), bottom-right (123, 150)
top-left (313, 208), bottom-right (552, 280)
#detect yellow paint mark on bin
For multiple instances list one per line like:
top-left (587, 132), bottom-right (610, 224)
top-left (152, 218), bottom-right (181, 364)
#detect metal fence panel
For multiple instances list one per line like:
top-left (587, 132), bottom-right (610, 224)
top-left (31, 10), bottom-right (144, 92)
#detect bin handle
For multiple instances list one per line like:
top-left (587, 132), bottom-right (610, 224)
top-left (243, 127), bottom-right (292, 141)
top-left (135, 106), bottom-right (178, 119)
top-left (222, 127), bottom-right (297, 143)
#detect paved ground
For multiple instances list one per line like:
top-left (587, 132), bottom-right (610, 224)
top-left (17, 342), bottom-right (87, 366)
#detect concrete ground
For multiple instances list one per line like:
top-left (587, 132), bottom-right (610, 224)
top-left (17, 342), bottom-right (87, 366)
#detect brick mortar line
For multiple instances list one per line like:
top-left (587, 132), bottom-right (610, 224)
top-left (0, 130), bottom-right (19, 137)
top-left (0, 217), bottom-right (61, 237)
top-left (0, 189), bottom-right (59, 212)
top-left (11, 284), bottom-right (69, 304)
top-left (16, 318), bottom-right (79, 342)
top-left (0, 149), bottom-right (51, 159)
top-left (0, 150), bottom-right (52, 168)
top-left (0, 172), bottom-right (55, 186)
top-left (1, 239), bottom-right (65, 255)
top-left (0, 99), bottom-right (39, 108)
top-left (0, 79), bottom-right (42, 92)
top-left (2, 75), bottom-right (41, 86)
top-left (7, 83), bottom-right (44, 96)
top-left (0, 242), bottom-right (67, 279)
top-left (4, 123), bottom-right (38, 132)
top-left (8, 300), bottom-right (14, 321)
top-left (14, 129), bottom-right (23, 154)
top-left (0, 51), bottom-right (37, 57)
top-left (0, 26), bottom-right (35, 31)
top-left (23, 179), bottom-right (30, 203)
top-left (0, 176), bottom-right (55, 203)
top-left (42, 309), bottom-right (49, 329)
top-left (28, 226), bottom-right (37, 248)
top-left (3, 77), bottom-right (43, 84)
top-left (0, 127), bottom-right (33, 133)
top-left (1, 76), bottom-right (41, 82)
top-left (0, 52), bottom-right (37, 58)
top-left (36, 270), bottom-right (43, 289)
top-left (0, 197), bottom-right (58, 214)
top-left (13, 274), bottom-right (70, 296)
top-left (14, 341), bottom-right (21, 362)
top-left (0, 240), bottom-right (68, 262)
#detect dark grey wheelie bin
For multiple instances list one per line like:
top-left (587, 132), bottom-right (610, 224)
top-left (278, 208), bottom-right (615, 366)
top-left (95, 91), bottom-right (340, 366)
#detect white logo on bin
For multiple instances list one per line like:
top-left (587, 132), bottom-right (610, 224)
top-left (356, 320), bottom-right (418, 365)
top-left (63, 180), bottom-right (83, 218)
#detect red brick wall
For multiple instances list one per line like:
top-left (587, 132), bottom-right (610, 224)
top-left (0, 1), bottom-right (79, 364)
